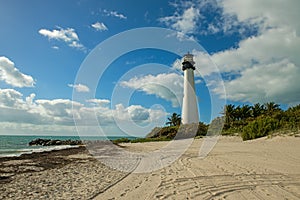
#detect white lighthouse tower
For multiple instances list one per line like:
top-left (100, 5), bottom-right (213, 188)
top-left (181, 53), bottom-right (199, 124)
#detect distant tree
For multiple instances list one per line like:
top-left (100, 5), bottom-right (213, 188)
top-left (285, 104), bottom-right (300, 129)
top-left (264, 102), bottom-right (281, 116)
top-left (166, 113), bottom-right (181, 126)
top-left (223, 104), bottom-right (236, 124)
top-left (234, 105), bottom-right (242, 121)
top-left (251, 103), bottom-right (265, 118)
top-left (197, 121), bottom-right (208, 136)
top-left (239, 105), bottom-right (252, 120)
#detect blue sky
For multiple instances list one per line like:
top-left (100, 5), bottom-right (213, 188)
top-left (0, 0), bottom-right (299, 136)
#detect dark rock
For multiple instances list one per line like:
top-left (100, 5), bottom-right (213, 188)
top-left (29, 138), bottom-right (51, 146)
top-left (29, 139), bottom-right (83, 146)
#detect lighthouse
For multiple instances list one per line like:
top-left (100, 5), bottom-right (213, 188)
top-left (181, 53), bottom-right (199, 124)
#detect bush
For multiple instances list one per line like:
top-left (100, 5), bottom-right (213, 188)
top-left (130, 137), bottom-right (171, 143)
top-left (241, 117), bottom-right (280, 140)
top-left (111, 138), bottom-right (131, 144)
top-left (147, 126), bottom-right (179, 139)
top-left (197, 122), bottom-right (208, 136)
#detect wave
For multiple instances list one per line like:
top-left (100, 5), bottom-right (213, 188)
top-left (0, 145), bottom-right (80, 158)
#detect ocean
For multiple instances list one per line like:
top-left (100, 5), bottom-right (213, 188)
top-left (0, 135), bottom-right (135, 158)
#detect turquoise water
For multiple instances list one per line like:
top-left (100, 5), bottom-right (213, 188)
top-left (0, 135), bottom-right (136, 157)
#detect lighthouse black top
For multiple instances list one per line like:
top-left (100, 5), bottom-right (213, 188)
top-left (182, 53), bottom-right (196, 71)
top-left (182, 61), bottom-right (195, 71)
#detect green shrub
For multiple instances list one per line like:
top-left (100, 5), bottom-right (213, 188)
top-left (111, 137), bottom-right (131, 144)
top-left (130, 137), bottom-right (171, 143)
top-left (241, 117), bottom-right (280, 140)
top-left (147, 126), bottom-right (179, 139)
top-left (197, 122), bottom-right (208, 136)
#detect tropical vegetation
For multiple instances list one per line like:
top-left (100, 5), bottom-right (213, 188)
top-left (112, 103), bottom-right (300, 144)
top-left (223, 102), bottom-right (300, 140)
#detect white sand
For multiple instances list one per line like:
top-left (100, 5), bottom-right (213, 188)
top-left (2, 136), bottom-right (299, 199)
top-left (95, 136), bottom-right (300, 200)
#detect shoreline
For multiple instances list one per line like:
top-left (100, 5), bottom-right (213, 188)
top-left (0, 144), bottom-right (127, 199)
top-left (1, 135), bottom-right (300, 199)
top-left (0, 146), bottom-right (87, 181)
top-left (0, 145), bottom-right (82, 158)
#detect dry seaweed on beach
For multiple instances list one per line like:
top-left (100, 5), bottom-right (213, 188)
top-left (0, 145), bottom-right (127, 200)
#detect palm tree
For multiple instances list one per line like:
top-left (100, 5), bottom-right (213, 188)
top-left (265, 102), bottom-right (281, 116)
top-left (223, 104), bottom-right (236, 124)
top-left (239, 105), bottom-right (252, 120)
top-left (166, 113), bottom-right (181, 126)
top-left (234, 105), bottom-right (242, 121)
top-left (251, 103), bottom-right (265, 118)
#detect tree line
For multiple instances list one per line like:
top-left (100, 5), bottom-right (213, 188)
top-left (221, 102), bottom-right (300, 140)
top-left (164, 102), bottom-right (300, 141)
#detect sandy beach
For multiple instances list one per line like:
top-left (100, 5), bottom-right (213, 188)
top-left (1, 136), bottom-right (300, 199)
top-left (97, 136), bottom-right (300, 200)
top-left (0, 145), bottom-right (128, 200)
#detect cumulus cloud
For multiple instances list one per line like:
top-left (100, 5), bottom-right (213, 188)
top-left (159, 6), bottom-right (200, 34)
top-left (220, 0), bottom-right (300, 34)
top-left (0, 57), bottom-right (35, 87)
top-left (68, 83), bottom-right (90, 93)
top-left (211, 28), bottom-right (300, 73)
top-left (0, 89), bottom-right (24, 108)
top-left (120, 73), bottom-right (183, 107)
top-left (0, 89), bottom-right (47, 124)
top-left (163, 0), bottom-right (300, 105)
top-left (159, 0), bottom-right (251, 36)
top-left (206, 0), bottom-right (300, 104)
top-left (0, 88), bottom-right (167, 135)
top-left (213, 59), bottom-right (300, 103)
top-left (91, 22), bottom-right (108, 31)
top-left (164, 1), bottom-right (300, 105)
top-left (86, 99), bottom-right (110, 106)
top-left (38, 27), bottom-right (85, 50)
top-left (103, 9), bottom-right (127, 19)
top-left (114, 104), bottom-right (151, 122)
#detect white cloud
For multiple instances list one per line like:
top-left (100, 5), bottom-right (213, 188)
top-left (159, 0), bottom-right (249, 36)
top-left (162, 0), bottom-right (300, 105)
top-left (103, 9), bottom-right (127, 19)
top-left (159, 6), bottom-right (200, 34)
top-left (0, 89), bottom-right (24, 108)
top-left (213, 59), bottom-right (300, 103)
top-left (221, 0), bottom-right (300, 34)
top-left (0, 56), bottom-right (35, 87)
top-left (38, 27), bottom-right (85, 50)
top-left (91, 22), bottom-right (108, 31)
top-left (114, 104), bottom-right (150, 122)
top-left (207, 0), bottom-right (300, 104)
top-left (120, 73), bottom-right (183, 107)
top-left (195, 79), bottom-right (202, 84)
top-left (0, 88), bottom-right (167, 136)
top-left (68, 83), bottom-right (90, 93)
top-left (211, 28), bottom-right (300, 73)
top-left (86, 99), bottom-right (110, 106)
top-left (68, 41), bottom-right (85, 49)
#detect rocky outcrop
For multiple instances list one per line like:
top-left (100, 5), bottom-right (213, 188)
top-left (29, 138), bottom-right (83, 146)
